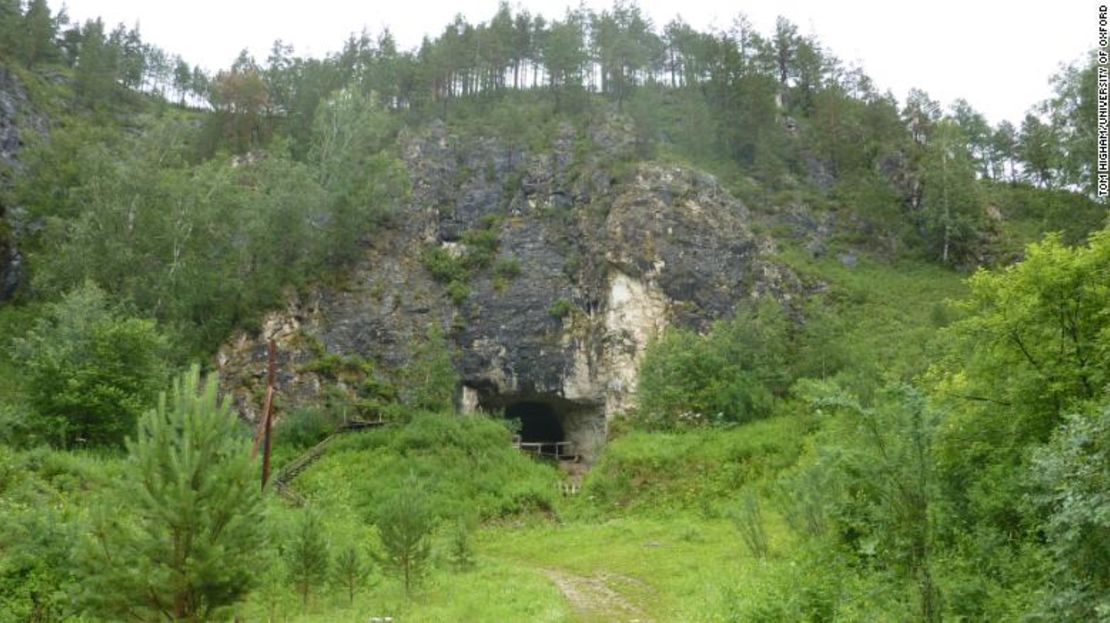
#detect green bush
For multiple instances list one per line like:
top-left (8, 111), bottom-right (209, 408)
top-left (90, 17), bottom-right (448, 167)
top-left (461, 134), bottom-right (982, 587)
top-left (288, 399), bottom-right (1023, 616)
top-left (398, 325), bottom-right (458, 413)
top-left (276, 406), bottom-right (341, 449)
top-left (13, 282), bottom-right (168, 447)
top-left (492, 257), bottom-right (522, 280)
top-left (299, 352), bottom-right (372, 380)
top-left (548, 299), bottom-right (574, 319)
top-left (421, 246), bottom-right (468, 284)
top-left (295, 412), bottom-right (559, 522)
top-left (635, 299), bottom-right (789, 430)
top-left (446, 280), bottom-right (470, 305)
top-left (1027, 401), bottom-right (1110, 620)
top-left (460, 228), bottom-right (500, 270)
top-left (732, 493), bottom-right (770, 558)
top-left (710, 542), bottom-right (882, 622)
top-left (421, 223), bottom-right (506, 305)
top-left (582, 416), bottom-right (806, 516)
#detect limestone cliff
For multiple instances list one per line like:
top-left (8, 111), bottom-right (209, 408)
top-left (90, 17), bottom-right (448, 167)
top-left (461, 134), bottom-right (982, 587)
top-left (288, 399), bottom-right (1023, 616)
top-left (0, 66), bottom-right (37, 302)
top-left (219, 115), bottom-right (798, 459)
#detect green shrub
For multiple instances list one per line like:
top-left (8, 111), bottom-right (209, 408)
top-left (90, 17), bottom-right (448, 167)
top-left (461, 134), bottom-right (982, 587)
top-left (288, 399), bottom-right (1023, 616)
top-left (582, 417), bottom-right (805, 516)
top-left (548, 299), bottom-right (574, 319)
top-left (299, 352), bottom-right (372, 380)
top-left (13, 282), bottom-right (169, 447)
top-left (398, 325), bottom-right (458, 413)
top-left (446, 280), bottom-right (470, 305)
top-left (462, 226), bottom-right (500, 254)
top-left (422, 234), bottom-right (505, 306)
top-left (276, 406), bottom-right (340, 449)
top-left (1027, 402), bottom-right (1110, 620)
top-left (295, 412), bottom-right (559, 522)
top-left (493, 257), bottom-right (522, 280)
top-left (710, 544), bottom-right (865, 622)
top-left (732, 493), bottom-right (770, 558)
top-left (635, 299), bottom-right (789, 430)
top-left (421, 246), bottom-right (468, 283)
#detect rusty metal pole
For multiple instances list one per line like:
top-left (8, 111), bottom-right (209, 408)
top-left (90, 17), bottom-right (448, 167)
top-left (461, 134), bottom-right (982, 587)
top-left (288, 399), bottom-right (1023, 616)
top-left (252, 339), bottom-right (277, 490)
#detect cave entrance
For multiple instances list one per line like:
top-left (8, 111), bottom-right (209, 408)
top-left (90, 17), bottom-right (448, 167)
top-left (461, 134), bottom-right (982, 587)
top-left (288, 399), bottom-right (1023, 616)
top-left (468, 389), bottom-right (602, 462)
top-left (504, 399), bottom-right (574, 460)
top-left (506, 401), bottom-right (564, 444)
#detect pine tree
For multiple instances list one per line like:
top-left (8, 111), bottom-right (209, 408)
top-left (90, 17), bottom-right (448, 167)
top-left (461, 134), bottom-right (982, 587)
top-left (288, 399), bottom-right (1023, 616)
top-left (73, 19), bottom-right (118, 107)
top-left (78, 364), bottom-right (265, 622)
top-left (542, 12), bottom-right (587, 112)
top-left (448, 515), bottom-right (476, 572)
top-left (331, 544), bottom-right (370, 604)
top-left (375, 475), bottom-right (434, 595)
top-left (17, 0), bottom-right (59, 67)
top-left (1017, 113), bottom-right (1059, 187)
top-left (285, 510), bottom-right (330, 607)
top-left (0, 0), bottom-right (21, 60)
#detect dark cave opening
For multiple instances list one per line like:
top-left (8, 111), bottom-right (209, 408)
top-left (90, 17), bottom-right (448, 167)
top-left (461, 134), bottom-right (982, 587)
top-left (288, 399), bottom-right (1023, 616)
top-left (504, 400), bottom-right (565, 443)
top-left (468, 387), bottom-right (604, 461)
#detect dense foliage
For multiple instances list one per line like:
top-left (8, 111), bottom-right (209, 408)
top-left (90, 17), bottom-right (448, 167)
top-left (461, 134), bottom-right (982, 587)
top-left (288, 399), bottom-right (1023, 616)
top-left (16, 108), bottom-right (404, 355)
top-left (636, 300), bottom-right (790, 429)
top-left (0, 0), bottom-right (1106, 620)
top-left (78, 365), bottom-right (264, 621)
top-left (13, 282), bottom-right (168, 447)
top-left (609, 226), bottom-right (1110, 620)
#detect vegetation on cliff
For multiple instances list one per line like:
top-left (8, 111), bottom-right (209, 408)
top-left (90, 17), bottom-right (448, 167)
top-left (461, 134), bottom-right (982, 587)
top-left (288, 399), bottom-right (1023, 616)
top-left (0, 1), bottom-right (1106, 621)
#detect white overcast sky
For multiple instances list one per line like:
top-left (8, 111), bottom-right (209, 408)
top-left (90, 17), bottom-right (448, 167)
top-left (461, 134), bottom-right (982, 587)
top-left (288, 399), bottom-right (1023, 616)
top-left (56, 0), bottom-right (1093, 126)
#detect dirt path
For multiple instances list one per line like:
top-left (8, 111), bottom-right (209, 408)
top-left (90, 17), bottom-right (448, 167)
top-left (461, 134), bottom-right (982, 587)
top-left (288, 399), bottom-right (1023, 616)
top-left (542, 569), bottom-right (653, 623)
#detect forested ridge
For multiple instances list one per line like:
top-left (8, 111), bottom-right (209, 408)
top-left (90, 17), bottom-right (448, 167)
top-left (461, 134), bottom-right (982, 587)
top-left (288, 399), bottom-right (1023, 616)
top-left (0, 1), bottom-right (1107, 621)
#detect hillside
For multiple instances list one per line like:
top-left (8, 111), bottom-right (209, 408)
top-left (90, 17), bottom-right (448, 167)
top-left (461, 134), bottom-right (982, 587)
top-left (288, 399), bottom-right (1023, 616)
top-left (0, 2), bottom-right (1108, 622)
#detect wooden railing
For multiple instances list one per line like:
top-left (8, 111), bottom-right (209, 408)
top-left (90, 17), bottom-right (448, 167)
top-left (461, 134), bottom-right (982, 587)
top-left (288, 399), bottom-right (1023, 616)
top-left (513, 437), bottom-right (578, 462)
top-left (272, 418), bottom-right (388, 504)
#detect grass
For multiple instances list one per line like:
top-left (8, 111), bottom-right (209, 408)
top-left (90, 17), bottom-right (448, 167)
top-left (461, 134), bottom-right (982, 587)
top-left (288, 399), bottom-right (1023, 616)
top-left (252, 411), bottom-right (810, 622)
top-left (580, 415), bottom-right (809, 518)
top-left (0, 304), bottom-right (41, 410)
top-left (240, 553), bottom-right (571, 622)
top-left (234, 505), bottom-right (799, 622)
top-left (288, 412), bottom-right (561, 522)
top-left (775, 242), bottom-right (969, 387)
top-left (236, 505), bottom-right (795, 622)
top-left (479, 515), bottom-right (793, 622)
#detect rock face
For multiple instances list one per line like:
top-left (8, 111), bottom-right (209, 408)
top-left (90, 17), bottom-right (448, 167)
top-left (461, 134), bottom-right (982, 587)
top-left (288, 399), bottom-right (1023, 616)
top-left (0, 68), bottom-right (28, 175)
top-left (0, 66), bottom-right (38, 302)
top-left (220, 115), bottom-right (796, 460)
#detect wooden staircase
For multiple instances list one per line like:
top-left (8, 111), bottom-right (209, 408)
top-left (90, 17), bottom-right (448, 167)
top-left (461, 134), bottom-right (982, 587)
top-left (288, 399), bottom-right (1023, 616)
top-left (271, 418), bottom-right (387, 504)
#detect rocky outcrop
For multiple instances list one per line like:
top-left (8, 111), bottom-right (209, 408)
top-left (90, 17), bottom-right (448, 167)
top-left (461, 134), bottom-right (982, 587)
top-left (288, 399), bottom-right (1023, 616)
top-left (0, 66), bottom-right (41, 302)
top-left (219, 113), bottom-right (798, 459)
top-left (0, 68), bottom-right (29, 174)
